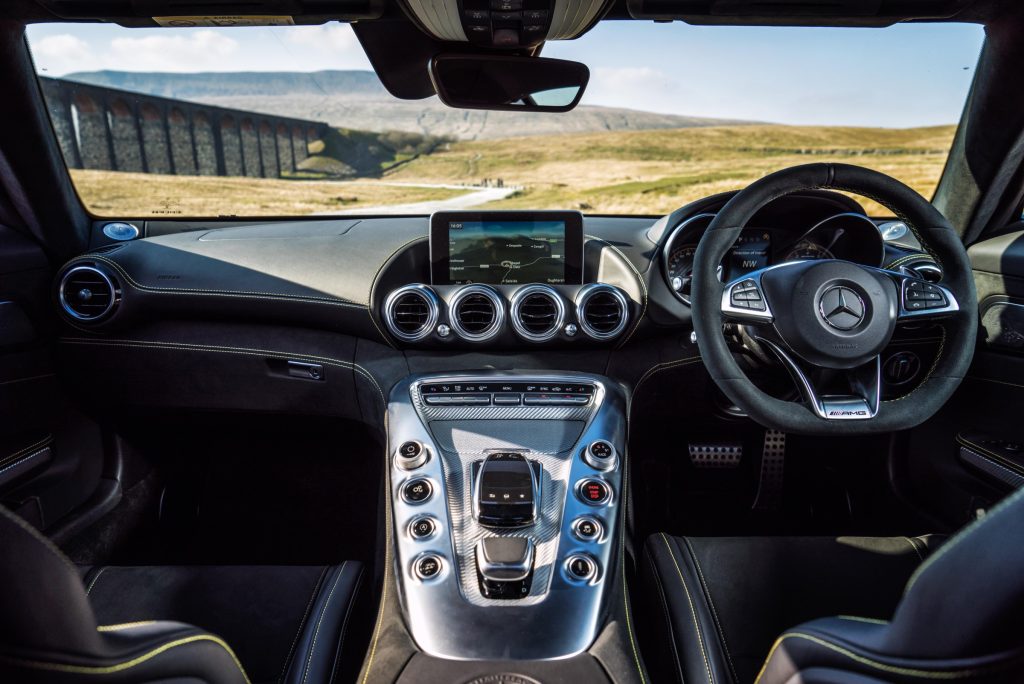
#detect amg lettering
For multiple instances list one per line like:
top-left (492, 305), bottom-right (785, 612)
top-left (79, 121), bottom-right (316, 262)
top-left (829, 410), bottom-right (869, 416)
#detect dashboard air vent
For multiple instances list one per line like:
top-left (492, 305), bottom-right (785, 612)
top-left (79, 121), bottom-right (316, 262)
top-left (577, 284), bottom-right (629, 340)
top-left (450, 285), bottom-right (504, 341)
top-left (384, 285), bottom-right (439, 342)
top-left (59, 264), bottom-right (119, 322)
top-left (511, 285), bottom-right (565, 342)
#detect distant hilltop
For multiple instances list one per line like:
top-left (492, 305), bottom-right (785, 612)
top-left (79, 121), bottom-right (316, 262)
top-left (63, 70), bottom-right (754, 141)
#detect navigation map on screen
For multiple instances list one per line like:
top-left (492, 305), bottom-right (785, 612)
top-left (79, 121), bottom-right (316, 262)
top-left (447, 220), bottom-right (567, 284)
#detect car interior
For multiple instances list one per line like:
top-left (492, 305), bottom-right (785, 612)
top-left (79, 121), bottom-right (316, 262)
top-left (1, 0), bottom-right (1024, 682)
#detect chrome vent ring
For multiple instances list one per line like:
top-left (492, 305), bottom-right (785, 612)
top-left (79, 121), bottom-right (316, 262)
top-left (59, 264), bottom-right (119, 322)
top-left (510, 285), bottom-right (566, 342)
top-left (449, 284), bottom-right (504, 342)
top-left (384, 284), bottom-right (440, 342)
top-left (576, 284), bottom-right (629, 340)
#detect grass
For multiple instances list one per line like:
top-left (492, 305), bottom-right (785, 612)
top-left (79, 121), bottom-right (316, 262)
top-left (70, 124), bottom-right (956, 217)
top-left (387, 124), bottom-right (956, 215)
top-left (71, 169), bottom-right (463, 217)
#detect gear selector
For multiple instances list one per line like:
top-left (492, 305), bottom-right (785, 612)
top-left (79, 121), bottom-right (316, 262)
top-left (472, 452), bottom-right (541, 528)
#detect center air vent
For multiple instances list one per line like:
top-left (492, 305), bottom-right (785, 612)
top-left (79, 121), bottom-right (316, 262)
top-left (450, 285), bottom-right (504, 342)
top-left (384, 285), bottom-right (439, 342)
top-left (511, 285), bottom-right (565, 342)
top-left (59, 264), bottom-right (119, 322)
top-left (576, 284), bottom-right (629, 340)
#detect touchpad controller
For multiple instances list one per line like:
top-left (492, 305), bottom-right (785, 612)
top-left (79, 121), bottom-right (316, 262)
top-left (473, 452), bottom-right (541, 528)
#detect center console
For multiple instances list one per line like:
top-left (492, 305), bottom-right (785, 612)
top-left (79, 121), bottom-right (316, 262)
top-left (387, 371), bottom-right (627, 660)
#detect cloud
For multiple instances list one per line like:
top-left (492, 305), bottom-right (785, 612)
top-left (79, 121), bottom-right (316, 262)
top-left (107, 30), bottom-right (239, 71)
top-left (282, 24), bottom-right (370, 69)
top-left (31, 34), bottom-right (99, 73)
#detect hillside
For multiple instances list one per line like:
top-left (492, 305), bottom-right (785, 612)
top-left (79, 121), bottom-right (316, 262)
top-left (68, 124), bottom-right (957, 218)
top-left (63, 70), bottom-right (751, 140)
top-left (388, 124), bottom-right (957, 214)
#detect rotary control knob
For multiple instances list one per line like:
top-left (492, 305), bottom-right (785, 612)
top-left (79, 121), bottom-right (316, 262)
top-left (582, 440), bottom-right (617, 470)
top-left (396, 440), bottom-right (428, 470)
top-left (565, 553), bottom-right (597, 582)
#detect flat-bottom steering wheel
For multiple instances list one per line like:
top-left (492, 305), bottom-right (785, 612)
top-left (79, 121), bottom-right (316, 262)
top-left (691, 163), bottom-right (977, 434)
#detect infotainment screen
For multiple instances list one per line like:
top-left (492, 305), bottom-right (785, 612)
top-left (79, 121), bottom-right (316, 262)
top-left (430, 211), bottom-right (584, 285)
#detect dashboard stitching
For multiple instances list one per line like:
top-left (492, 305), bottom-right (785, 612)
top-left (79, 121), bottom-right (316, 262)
top-left (0, 435), bottom-right (53, 468)
top-left (585, 235), bottom-right (648, 346)
top-left (65, 254), bottom-right (368, 309)
top-left (57, 338), bottom-right (386, 406)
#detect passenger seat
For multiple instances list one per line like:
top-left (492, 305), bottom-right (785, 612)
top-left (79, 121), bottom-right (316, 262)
top-left (0, 505), bottom-right (366, 683)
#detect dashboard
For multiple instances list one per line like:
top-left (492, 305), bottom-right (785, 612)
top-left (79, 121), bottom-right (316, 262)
top-left (54, 191), bottom-right (932, 357)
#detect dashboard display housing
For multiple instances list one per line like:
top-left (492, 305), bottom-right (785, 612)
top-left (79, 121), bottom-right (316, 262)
top-left (430, 211), bottom-right (584, 286)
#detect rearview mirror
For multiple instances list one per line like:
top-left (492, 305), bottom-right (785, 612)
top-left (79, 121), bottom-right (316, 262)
top-left (429, 54), bottom-right (589, 113)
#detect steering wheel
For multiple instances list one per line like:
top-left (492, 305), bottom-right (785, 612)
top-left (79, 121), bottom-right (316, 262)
top-left (691, 163), bottom-right (977, 435)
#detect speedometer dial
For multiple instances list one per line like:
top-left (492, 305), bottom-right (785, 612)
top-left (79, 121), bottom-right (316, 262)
top-left (667, 244), bottom-right (698, 303)
top-left (784, 239), bottom-right (834, 262)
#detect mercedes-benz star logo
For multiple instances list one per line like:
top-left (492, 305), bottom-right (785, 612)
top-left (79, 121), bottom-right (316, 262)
top-left (819, 286), bottom-right (865, 331)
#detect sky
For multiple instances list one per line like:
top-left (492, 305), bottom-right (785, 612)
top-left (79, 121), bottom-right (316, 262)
top-left (25, 20), bottom-right (985, 127)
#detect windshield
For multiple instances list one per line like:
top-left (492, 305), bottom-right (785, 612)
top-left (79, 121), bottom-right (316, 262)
top-left (26, 21), bottom-right (983, 218)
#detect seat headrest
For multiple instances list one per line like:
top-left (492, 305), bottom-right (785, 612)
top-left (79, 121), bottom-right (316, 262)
top-left (887, 487), bottom-right (1024, 659)
top-left (0, 505), bottom-right (101, 654)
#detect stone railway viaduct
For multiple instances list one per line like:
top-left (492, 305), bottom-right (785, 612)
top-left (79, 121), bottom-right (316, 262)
top-left (40, 77), bottom-right (329, 179)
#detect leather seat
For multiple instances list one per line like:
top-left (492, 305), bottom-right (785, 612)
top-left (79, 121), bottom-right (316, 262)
top-left (0, 505), bottom-right (366, 683)
top-left (642, 487), bottom-right (1024, 684)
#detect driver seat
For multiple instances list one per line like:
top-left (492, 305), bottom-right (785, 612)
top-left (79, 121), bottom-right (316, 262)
top-left (641, 487), bottom-right (1024, 683)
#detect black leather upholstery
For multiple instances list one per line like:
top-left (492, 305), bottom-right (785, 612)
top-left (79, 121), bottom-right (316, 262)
top-left (644, 488), bottom-right (1024, 684)
top-left (0, 505), bottom-right (365, 683)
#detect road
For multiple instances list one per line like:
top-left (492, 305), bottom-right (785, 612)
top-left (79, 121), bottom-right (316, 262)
top-left (319, 182), bottom-right (519, 215)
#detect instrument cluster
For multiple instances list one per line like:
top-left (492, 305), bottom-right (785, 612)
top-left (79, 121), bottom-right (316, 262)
top-left (662, 212), bottom-right (885, 304)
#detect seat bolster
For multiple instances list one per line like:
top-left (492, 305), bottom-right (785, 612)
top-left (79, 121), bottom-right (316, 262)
top-left (756, 616), bottom-right (1024, 684)
top-left (0, 621), bottom-right (250, 683)
top-left (641, 534), bottom-right (736, 684)
top-left (283, 561), bottom-right (365, 684)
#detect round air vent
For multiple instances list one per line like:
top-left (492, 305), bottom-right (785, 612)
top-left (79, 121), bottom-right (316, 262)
top-left (576, 284), bottom-right (629, 340)
top-left (449, 285), bottom-right (504, 342)
top-left (58, 264), bottom-right (119, 322)
top-left (384, 285), bottom-right (439, 342)
top-left (510, 285), bottom-right (566, 342)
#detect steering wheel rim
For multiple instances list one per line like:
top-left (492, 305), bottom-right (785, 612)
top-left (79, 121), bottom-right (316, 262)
top-left (691, 163), bottom-right (978, 435)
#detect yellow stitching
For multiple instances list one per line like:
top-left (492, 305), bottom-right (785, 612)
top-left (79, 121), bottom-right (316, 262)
top-left (904, 536), bottom-right (925, 562)
top-left (660, 533), bottom-right (714, 684)
top-left (0, 435), bottom-right (53, 466)
top-left (58, 338), bottom-right (386, 407)
top-left (0, 447), bottom-right (50, 477)
top-left (97, 621), bottom-right (157, 632)
top-left (757, 632), bottom-right (999, 680)
top-left (682, 538), bottom-right (739, 683)
top-left (586, 234), bottom-right (648, 347)
top-left (6, 634), bottom-right (252, 682)
top-left (302, 562), bottom-right (348, 684)
top-left (278, 567), bottom-right (327, 684)
top-left (361, 442), bottom-right (392, 684)
top-left (956, 436), bottom-right (1024, 477)
top-left (67, 254), bottom-right (366, 309)
top-left (885, 253), bottom-right (932, 270)
top-left (643, 544), bottom-right (684, 682)
top-left (621, 453), bottom-right (647, 684)
top-left (0, 506), bottom-right (80, 579)
top-left (85, 566), bottom-right (108, 595)
top-left (839, 614), bottom-right (888, 626)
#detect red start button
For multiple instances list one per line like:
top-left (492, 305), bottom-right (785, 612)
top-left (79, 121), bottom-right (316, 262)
top-left (578, 478), bottom-right (610, 505)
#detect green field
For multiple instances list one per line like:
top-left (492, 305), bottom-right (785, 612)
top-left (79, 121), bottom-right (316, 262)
top-left (388, 124), bottom-right (956, 216)
top-left (71, 124), bottom-right (956, 218)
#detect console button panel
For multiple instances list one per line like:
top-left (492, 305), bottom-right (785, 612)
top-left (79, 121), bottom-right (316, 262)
top-left (387, 373), bottom-right (626, 660)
